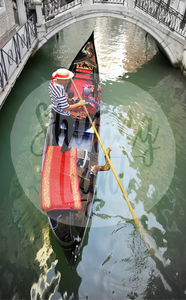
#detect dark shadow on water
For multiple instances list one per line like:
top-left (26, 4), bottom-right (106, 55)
top-left (122, 51), bottom-right (177, 91)
top-left (48, 229), bottom-right (82, 298)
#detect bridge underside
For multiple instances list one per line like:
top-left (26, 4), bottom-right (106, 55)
top-left (36, 4), bottom-right (185, 68)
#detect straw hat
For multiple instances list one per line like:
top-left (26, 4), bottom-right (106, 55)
top-left (51, 68), bottom-right (74, 85)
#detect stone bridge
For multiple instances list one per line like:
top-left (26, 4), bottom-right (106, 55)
top-left (1, 0), bottom-right (186, 108)
top-left (34, 0), bottom-right (186, 75)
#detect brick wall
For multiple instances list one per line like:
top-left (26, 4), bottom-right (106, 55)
top-left (0, 0), bottom-right (15, 40)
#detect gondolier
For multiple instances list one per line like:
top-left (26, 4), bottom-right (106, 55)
top-left (48, 68), bottom-right (85, 152)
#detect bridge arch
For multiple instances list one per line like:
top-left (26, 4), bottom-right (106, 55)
top-left (36, 2), bottom-right (185, 68)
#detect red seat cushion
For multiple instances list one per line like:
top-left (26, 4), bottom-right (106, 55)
top-left (41, 146), bottom-right (82, 212)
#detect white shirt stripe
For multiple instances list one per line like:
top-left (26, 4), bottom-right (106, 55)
top-left (48, 81), bottom-right (70, 116)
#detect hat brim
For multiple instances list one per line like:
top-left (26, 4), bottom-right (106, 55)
top-left (56, 70), bottom-right (74, 80)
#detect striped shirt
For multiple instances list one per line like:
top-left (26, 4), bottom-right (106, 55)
top-left (48, 81), bottom-right (70, 116)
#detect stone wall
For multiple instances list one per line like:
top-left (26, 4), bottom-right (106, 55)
top-left (0, 0), bottom-right (15, 43)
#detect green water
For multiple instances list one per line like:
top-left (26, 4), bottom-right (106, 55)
top-left (0, 17), bottom-right (186, 299)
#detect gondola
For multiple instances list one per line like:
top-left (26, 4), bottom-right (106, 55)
top-left (40, 32), bottom-right (111, 265)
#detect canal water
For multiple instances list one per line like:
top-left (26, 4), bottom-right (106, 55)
top-left (0, 16), bottom-right (186, 299)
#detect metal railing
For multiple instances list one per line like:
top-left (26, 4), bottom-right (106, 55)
top-left (135, 0), bottom-right (186, 38)
top-left (0, 14), bottom-right (37, 93)
top-left (43, 0), bottom-right (82, 22)
top-left (41, 0), bottom-right (186, 37)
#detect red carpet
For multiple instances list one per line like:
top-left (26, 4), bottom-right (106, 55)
top-left (41, 146), bottom-right (82, 212)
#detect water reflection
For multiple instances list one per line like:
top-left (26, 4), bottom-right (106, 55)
top-left (0, 170), bottom-right (82, 299)
top-left (77, 221), bottom-right (172, 299)
top-left (30, 103), bottom-right (49, 157)
top-left (119, 110), bottom-right (161, 167)
top-left (31, 260), bottom-right (61, 300)
top-left (132, 115), bottom-right (160, 167)
top-left (95, 17), bottom-right (158, 80)
top-left (95, 80), bottom-right (175, 218)
top-left (11, 82), bottom-right (50, 212)
top-left (0, 172), bottom-right (49, 299)
top-left (1, 15), bottom-right (186, 300)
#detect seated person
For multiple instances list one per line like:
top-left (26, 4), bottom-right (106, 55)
top-left (67, 90), bottom-right (75, 103)
top-left (82, 87), bottom-right (99, 110)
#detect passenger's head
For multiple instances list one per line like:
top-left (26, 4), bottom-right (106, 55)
top-left (68, 90), bottom-right (74, 99)
top-left (83, 87), bottom-right (90, 97)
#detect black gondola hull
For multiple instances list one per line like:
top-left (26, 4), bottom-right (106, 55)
top-left (41, 32), bottom-right (100, 265)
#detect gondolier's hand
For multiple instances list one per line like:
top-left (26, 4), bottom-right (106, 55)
top-left (78, 99), bottom-right (86, 106)
top-left (74, 99), bottom-right (86, 111)
top-left (66, 99), bottom-right (86, 112)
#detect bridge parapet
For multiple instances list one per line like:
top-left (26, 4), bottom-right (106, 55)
top-left (34, 0), bottom-right (186, 76)
top-left (135, 0), bottom-right (186, 39)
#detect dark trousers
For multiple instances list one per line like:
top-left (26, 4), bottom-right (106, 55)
top-left (51, 109), bottom-right (74, 149)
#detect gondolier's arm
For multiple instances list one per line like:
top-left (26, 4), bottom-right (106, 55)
top-left (65, 99), bottom-right (85, 111)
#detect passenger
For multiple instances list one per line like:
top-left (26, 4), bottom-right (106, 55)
top-left (82, 87), bottom-right (99, 110)
top-left (67, 90), bottom-right (75, 103)
top-left (48, 68), bottom-right (85, 152)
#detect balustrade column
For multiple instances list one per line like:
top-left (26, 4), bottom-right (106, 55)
top-left (16, 0), bottom-right (27, 25)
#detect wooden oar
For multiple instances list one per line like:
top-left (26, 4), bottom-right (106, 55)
top-left (70, 78), bottom-right (148, 241)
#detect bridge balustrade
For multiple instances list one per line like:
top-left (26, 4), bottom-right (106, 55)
top-left (0, 14), bottom-right (37, 93)
top-left (41, 0), bottom-right (186, 38)
top-left (42, 0), bottom-right (82, 21)
top-left (135, 0), bottom-right (186, 38)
